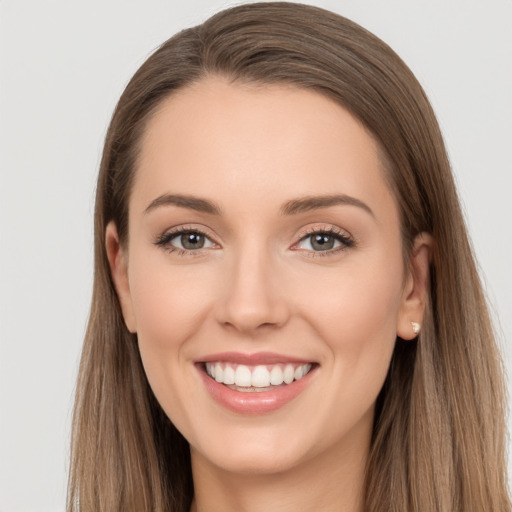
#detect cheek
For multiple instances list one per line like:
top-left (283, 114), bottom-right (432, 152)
top-left (300, 251), bottom-right (403, 377)
top-left (129, 248), bottom-right (213, 334)
top-left (126, 253), bottom-right (217, 390)
top-left (291, 255), bottom-right (403, 443)
top-left (126, 259), bottom-right (220, 440)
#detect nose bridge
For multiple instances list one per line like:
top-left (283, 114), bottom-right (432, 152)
top-left (216, 234), bottom-right (289, 333)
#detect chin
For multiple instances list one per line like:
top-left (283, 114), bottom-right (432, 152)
top-left (193, 437), bottom-right (310, 476)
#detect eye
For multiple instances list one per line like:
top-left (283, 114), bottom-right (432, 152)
top-left (295, 229), bottom-right (354, 253)
top-left (155, 228), bottom-right (216, 253)
top-left (171, 231), bottom-right (212, 250)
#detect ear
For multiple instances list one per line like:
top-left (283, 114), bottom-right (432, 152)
top-left (396, 233), bottom-right (433, 340)
top-left (105, 221), bottom-right (137, 333)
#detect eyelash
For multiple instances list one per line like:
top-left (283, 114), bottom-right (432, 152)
top-left (293, 227), bottom-right (355, 258)
top-left (154, 226), bottom-right (216, 257)
top-left (154, 226), bottom-right (355, 257)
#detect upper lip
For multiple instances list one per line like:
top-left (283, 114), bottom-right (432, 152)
top-left (196, 351), bottom-right (314, 365)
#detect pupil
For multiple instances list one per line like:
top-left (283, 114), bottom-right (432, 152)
top-left (312, 234), bottom-right (334, 251)
top-left (181, 233), bottom-right (204, 250)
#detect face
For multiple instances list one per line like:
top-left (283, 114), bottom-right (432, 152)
top-left (107, 77), bottom-right (428, 476)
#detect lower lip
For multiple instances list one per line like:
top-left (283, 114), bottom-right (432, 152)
top-left (197, 365), bottom-right (316, 415)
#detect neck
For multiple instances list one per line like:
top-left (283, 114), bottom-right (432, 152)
top-left (189, 426), bottom-right (370, 512)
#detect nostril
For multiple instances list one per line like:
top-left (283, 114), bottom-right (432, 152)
top-left (217, 305), bottom-right (290, 334)
top-left (214, 271), bottom-right (290, 332)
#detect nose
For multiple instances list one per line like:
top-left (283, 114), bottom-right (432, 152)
top-left (215, 243), bottom-right (290, 334)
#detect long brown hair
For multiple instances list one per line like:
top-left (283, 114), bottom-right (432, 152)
top-left (67, 3), bottom-right (510, 511)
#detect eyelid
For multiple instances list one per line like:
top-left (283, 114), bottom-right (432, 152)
top-left (291, 224), bottom-right (355, 255)
top-left (154, 224), bottom-right (220, 253)
top-left (153, 223), bottom-right (355, 257)
top-left (295, 223), bottom-right (354, 241)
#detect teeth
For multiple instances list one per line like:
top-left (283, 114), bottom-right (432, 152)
top-left (270, 366), bottom-right (284, 385)
top-left (283, 364), bottom-right (295, 384)
top-left (251, 366), bottom-right (270, 388)
top-left (223, 365), bottom-right (235, 385)
top-left (204, 362), bottom-right (313, 388)
top-left (235, 365), bottom-right (252, 387)
top-left (214, 363), bottom-right (223, 383)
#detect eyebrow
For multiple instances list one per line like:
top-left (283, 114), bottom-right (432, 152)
top-left (280, 194), bottom-right (374, 217)
top-left (144, 192), bottom-right (374, 218)
top-left (144, 193), bottom-right (222, 215)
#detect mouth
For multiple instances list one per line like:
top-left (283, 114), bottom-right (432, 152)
top-left (196, 353), bottom-right (318, 414)
top-left (204, 361), bottom-right (313, 392)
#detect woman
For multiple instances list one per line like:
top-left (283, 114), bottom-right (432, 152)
top-left (67, 2), bottom-right (511, 511)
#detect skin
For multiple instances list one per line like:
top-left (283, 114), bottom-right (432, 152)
top-left (107, 77), bottom-right (431, 512)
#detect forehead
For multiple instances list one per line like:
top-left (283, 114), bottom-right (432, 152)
top-left (132, 77), bottom-right (397, 224)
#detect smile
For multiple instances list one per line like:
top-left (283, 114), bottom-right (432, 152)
top-left (197, 353), bottom-right (317, 414)
top-left (205, 362), bottom-right (313, 391)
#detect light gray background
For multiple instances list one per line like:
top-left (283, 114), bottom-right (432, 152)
top-left (1, 1), bottom-right (511, 510)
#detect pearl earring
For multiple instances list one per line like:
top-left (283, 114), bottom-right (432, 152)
top-left (411, 322), bottom-right (421, 335)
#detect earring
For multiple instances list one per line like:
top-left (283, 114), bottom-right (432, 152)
top-left (411, 322), bottom-right (421, 335)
